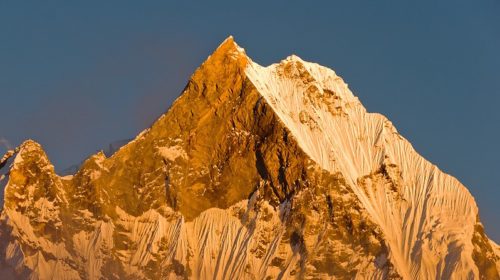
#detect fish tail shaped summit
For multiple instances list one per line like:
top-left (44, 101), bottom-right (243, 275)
top-left (0, 37), bottom-right (498, 279)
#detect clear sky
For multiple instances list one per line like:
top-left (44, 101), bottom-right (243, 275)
top-left (1, 1), bottom-right (499, 241)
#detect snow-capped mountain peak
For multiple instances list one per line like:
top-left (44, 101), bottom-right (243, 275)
top-left (0, 37), bottom-right (498, 279)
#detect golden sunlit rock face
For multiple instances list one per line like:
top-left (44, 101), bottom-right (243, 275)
top-left (0, 37), bottom-right (498, 279)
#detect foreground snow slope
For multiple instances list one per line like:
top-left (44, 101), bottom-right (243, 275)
top-left (0, 36), bottom-right (498, 279)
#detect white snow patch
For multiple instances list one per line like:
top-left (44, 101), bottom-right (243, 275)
top-left (158, 146), bottom-right (188, 162)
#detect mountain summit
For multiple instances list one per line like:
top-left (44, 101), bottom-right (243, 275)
top-left (0, 37), bottom-right (498, 279)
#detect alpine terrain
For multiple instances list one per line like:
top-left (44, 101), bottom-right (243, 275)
top-left (0, 37), bottom-right (498, 279)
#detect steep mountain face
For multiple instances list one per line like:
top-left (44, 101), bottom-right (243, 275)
top-left (0, 37), bottom-right (498, 279)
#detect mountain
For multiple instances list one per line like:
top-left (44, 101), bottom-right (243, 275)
top-left (0, 36), bottom-right (498, 279)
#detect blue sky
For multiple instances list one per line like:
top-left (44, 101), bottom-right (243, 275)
top-left (1, 1), bottom-right (499, 241)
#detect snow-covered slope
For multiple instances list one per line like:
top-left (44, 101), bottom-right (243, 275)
top-left (245, 50), bottom-right (495, 279)
top-left (0, 36), bottom-right (498, 279)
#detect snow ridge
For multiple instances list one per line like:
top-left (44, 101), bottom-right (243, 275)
top-left (245, 54), bottom-right (481, 279)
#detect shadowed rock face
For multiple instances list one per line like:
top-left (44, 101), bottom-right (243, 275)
top-left (0, 37), bottom-right (498, 279)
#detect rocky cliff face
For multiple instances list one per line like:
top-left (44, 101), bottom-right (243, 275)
top-left (0, 37), bottom-right (498, 279)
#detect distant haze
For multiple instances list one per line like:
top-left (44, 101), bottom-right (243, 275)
top-left (1, 1), bottom-right (499, 241)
